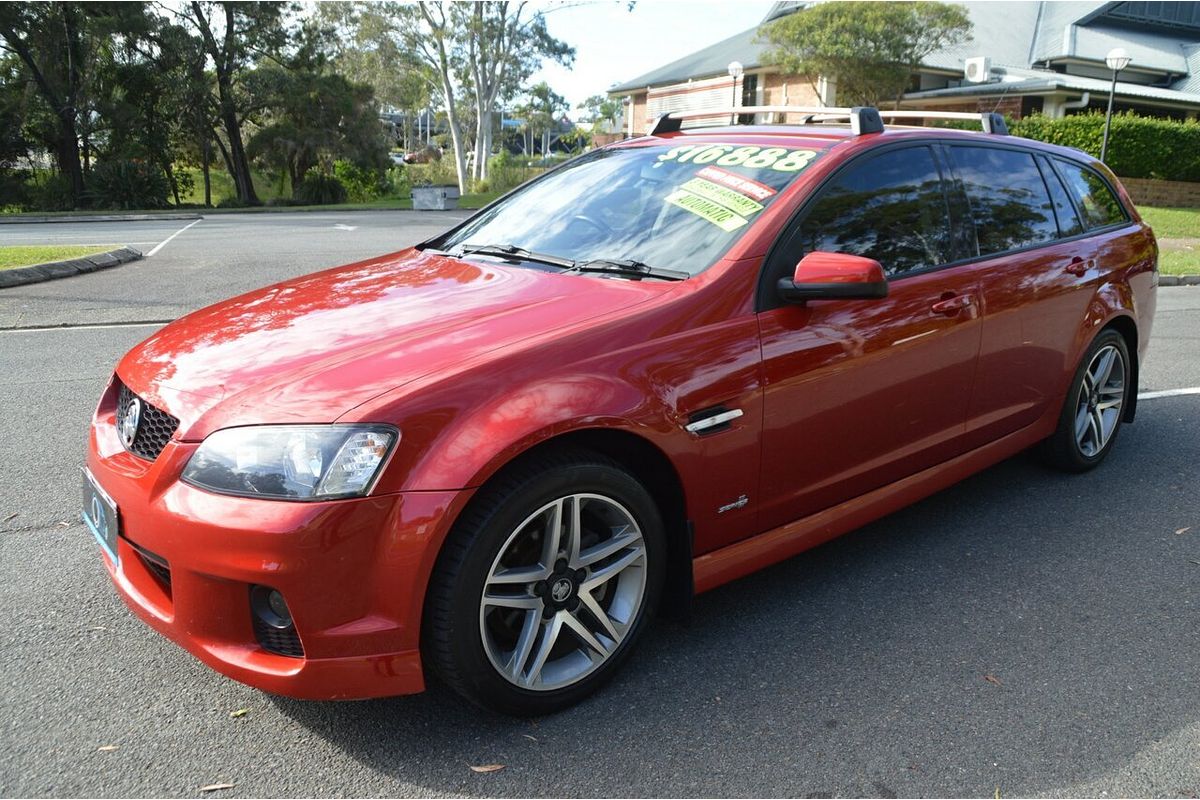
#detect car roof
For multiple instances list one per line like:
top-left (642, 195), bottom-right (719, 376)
top-left (615, 123), bottom-right (1096, 166)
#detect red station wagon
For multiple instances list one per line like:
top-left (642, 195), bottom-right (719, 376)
top-left (83, 106), bottom-right (1158, 715)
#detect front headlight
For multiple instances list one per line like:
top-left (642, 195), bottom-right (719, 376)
top-left (181, 425), bottom-right (398, 500)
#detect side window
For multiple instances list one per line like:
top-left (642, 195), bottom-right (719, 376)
top-left (1037, 157), bottom-right (1084, 237)
top-left (949, 145), bottom-right (1058, 255)
top-left (796, 146), bottom-right (952, 276)
top-left (1054, 159), bottom-right (1128, 229)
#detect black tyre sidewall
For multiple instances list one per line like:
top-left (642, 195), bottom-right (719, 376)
top-left (429, 458), bottom-right (665, 716)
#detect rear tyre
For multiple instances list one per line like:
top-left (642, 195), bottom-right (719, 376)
top-left (422, 450), bottom-right (665, 716)
top-left (1040, 329), bottom-right (1130, 472)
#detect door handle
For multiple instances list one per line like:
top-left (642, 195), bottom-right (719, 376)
top-left (931, 293), bottom-right (973, 315)
top-left (1065, 256), bottom-right (1091, 276)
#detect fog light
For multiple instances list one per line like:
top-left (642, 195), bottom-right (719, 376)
top-left (250, 585), bottom-right (293, 629)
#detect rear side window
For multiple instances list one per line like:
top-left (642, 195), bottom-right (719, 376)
top-left (1054, 159), bottom-right (1128, 229)
top-left (1038, 158), bottom-right (1084, 237)
top-left (796, 146), bottom-right (952, 276)
top-left (949, 146), bottom-right (1058, 256)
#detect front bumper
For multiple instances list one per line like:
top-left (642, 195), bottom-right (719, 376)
top-left (86, 378), bottom-right (469, 700)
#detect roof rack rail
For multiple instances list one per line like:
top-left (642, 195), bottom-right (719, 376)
top-left (648, 105), bottom-right (1007, 136)
top-left (876, 110), bottom-right (1008, 135)
top-left (650, 106), bottom-right (884, 136)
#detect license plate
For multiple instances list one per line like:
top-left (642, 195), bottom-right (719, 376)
top-left (81, 467), bottom-right (119, 564)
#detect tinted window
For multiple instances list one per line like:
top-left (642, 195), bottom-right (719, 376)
top-left (1055, 159), bottom-right (1127, 229)
top-left (797, 146), bottom-right (952, 276)
top-left (950, 146), bottom-right (1058, 255)
top-left (1039, 158), bottom-right (1084, 237)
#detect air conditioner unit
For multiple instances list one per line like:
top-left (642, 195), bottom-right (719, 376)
top-left (964, 56), bottom-right (992, 84)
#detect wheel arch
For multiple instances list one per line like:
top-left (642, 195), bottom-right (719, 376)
top-left (451, 426), bottom-right (695, 619)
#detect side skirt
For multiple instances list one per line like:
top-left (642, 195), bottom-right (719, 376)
top-left (692, 418), bottom-right (1054, 594)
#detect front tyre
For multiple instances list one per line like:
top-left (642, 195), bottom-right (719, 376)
top-left (1041, 329), bottom-right (1130, 472)
top-left (422, 451), bottom-right (665, 716)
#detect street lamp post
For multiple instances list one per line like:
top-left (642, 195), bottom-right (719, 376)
top-left (1101, 47), bottom-right (1130, 163)
top-left (727, 61), bottom-right (744, 125)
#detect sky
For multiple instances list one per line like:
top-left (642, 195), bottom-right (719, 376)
top-left (526, 0), bottom-right (776, 110)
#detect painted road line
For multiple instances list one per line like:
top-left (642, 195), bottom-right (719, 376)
top-left (0, 321), bottom-right (171, 334)
top-left (146, 219), bottom-right (202, 256)
top-left (1138, 387), bottom-right (1200, 400)
top-left (333, 224), bottom-right (358, 231)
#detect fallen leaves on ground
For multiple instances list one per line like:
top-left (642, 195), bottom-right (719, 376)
top-left (469, 764), bottom-right (506, 774)
top-left (1176, 526), bottom-right (1192, 535)
top-left (199, 783), bottom-right (235, 793)
top-left (521, 734), bottom-right (537, 742)
top-left (984, 674), bottom-right (1003, 686)
top-left (229, 708), bottom-right (249, 718)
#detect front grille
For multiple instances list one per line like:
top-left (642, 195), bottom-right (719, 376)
top-left (252, 616), bottom-right (305, 658)
top-left (132, 543), bottom-right (172, 590)
top-left (116, 382), bottom-right (179, 461)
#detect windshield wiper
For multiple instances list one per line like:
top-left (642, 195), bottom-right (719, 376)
top-left (571, 258), bottom-right (688, 282)
top-left (454, 243), bottom-right (576, 270)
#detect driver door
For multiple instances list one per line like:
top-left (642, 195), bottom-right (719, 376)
top-left (755, 145), bottom-right (985, 533)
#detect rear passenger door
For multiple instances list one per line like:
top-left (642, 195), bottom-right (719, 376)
top-left (756, 145), bottom-right (985, 533)
top-left (947, 145), bottom-right (1129, 445)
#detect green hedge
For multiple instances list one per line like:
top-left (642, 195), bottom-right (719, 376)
top-left (1011, 112), bottom-right (1200, 183)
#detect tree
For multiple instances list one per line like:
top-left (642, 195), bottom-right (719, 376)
top-left (520, 81), bottom-right (568, 155)
top-left (758, 1), bottom-right (971, 108)
top-left (0, 2), bottom-right (110, 207)
top-left (246, 63), bottom-right (389, 197)
top-left (396, 1), bottom-right (573, 192)
top-left (176, 2), bottom-right (294, 205)
top-left (576, 94), bottom-right (622, 134)
top-left (461, 2), bottom-right (573, 183)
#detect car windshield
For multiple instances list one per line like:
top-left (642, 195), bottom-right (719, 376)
top-left (435, 141), bottom-right (826, 277)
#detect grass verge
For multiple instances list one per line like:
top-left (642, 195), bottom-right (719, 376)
top-left (1159, 248), bottom-right (1199, 276)
top-left (0, 244), bottom-right (120, 270)
top-left (1139, 206), bottom-right (1200, 239)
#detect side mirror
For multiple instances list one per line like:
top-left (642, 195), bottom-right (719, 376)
top-left (776, 251), bottom-right (889, 304)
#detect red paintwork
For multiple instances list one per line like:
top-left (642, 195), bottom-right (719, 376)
top-left (86, 124), bottom-right (1158, 699)
top-left (792, 251), bottom-right (887, 284)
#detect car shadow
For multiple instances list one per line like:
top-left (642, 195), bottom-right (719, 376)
top-left (271, 402), bottom-right (1200, 797)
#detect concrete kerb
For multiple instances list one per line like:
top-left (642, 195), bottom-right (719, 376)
top-left (0, 247), bottom-right (143, 289)
top-left (0, 213), bottom-right (202, 224)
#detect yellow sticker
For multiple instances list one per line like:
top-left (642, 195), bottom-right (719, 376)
top-left (665, 189), bottom-right (749, 232)
top-left (680, 177), bottom-right (764, 217)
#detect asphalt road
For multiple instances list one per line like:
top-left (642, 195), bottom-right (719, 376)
top-left (1, 212), bottom-right (1198, 798)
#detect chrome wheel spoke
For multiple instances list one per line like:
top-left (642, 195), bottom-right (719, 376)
top-left (482, 592), bottom-right (542, 610)
top-left (524, 612), bottom-right (564, 686)
top-left (561, 608), bottom-right (611, 657)
top-left (1092, 348), bottom-right (1116, 388)
top-left (575, 526), bottom-right (640, 568)
top-left (1074, 405), bottom-right (1091, 440)
top-left (578, 588), bottom-right (622, 642)
top-left (488, 564), bottom-right (547, 585)
top-left (539, 498), bottom-right (565, 568)
top-left (507, 609), bottom-right (542, 682)
top-left (583, 546), bottom-right (644, 592)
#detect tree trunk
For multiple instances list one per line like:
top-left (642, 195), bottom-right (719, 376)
top-left (57, 113), bottom-right (85, 208)
top-left (215, 76), bottom-right (259, 205)
top-left (202, 138), bottom-right (212, 207)
top-left (165, 161), bottom-right (181, 206)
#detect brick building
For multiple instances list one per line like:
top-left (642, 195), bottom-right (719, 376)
top-left (607, 1), bottom-right (1200, 136)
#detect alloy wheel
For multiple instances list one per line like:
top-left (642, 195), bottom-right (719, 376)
top-left (1074, 344), bottom-right (1125, 457)
top-left (478, 493), bottom-right (647, 691)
